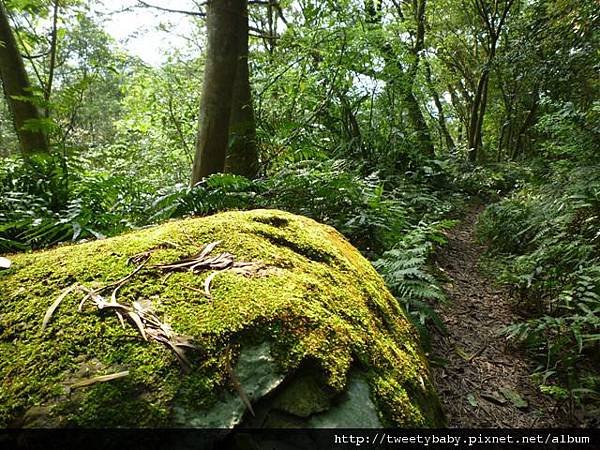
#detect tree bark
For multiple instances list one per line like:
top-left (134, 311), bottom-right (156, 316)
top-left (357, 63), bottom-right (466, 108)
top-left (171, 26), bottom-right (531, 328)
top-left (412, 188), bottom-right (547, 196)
top-left (191, 0), bottom-right (243, 185)
top-left (373, 0), bottom-right (434, 158)
top-left (403, 0), bottom-right (434, 158)
top-left (516, 87), bottom-right (539, 158)
top-left (467, 63), bottom-right (491, 162)
top-left (224, 0), bottom-right (259, 179)
top-left (44, 0), bottom-right (59, 118)
top-left (0, 1), bottom-right (48, 155)
top-left (467, 0), bottom-right (515, 162)
top-left (338, 90), bottom-right (363, 156)
top-left (400, 86), bottom-right (434, 157)
top-left (425, 62), bottom-right (455, 151)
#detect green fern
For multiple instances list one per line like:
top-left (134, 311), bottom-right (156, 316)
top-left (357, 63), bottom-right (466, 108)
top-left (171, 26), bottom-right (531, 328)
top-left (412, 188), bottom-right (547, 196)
top-left (482, 164), bottom-right (600, 407)
top-left (373, 221), bottom-right (455, 340)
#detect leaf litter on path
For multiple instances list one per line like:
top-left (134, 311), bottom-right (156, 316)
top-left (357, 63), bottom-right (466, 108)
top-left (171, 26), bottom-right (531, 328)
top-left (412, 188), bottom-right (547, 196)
top-left (428, 205), bottom-right (569, 427)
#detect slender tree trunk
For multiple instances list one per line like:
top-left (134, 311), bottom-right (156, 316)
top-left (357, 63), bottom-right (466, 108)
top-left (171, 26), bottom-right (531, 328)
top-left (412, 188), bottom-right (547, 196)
top-left (191, 0), bottom-right (243, 185)
top-left (400, 86), bottom-right (434, 157)
top-left (44, 0), bottom-right (59, 118)
top-left (225, 0), bottom-right (258, 179)
top-left (267, 0), bottom-right (275, 54)
top-left (467, 68), bottom-right (489, 162)
top-left (449, 85), bottom-right (468, 133)
top-left (337, 91), bottom-right (363, 157)
top-left (0, 1), bottom-right (48, 155)
top-left (467, 0), bottom-right (514, 162)
top-left (497, 121), bottom-right (508, 161)
top-left (498, 81), bottom-right (513, 160)
top-left (402, 0), bottom-right (434, 158)
top-left (369, 0), bottom-right (434, 158)
top-left (474, 73), bottom-right (490, 155)
top-left (516, 88), bottom-right (539, 157)
top-left (425, 62), bottom-right (455, 151)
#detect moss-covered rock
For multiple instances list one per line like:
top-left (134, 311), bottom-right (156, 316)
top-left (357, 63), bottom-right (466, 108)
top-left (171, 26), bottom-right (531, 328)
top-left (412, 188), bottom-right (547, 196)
top-left (0, 209), bottom-right (444, 428)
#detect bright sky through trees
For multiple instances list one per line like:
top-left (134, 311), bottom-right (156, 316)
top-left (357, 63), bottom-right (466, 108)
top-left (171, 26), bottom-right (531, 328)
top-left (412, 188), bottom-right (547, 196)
top-left (100, 0), bottom-right (198, 65)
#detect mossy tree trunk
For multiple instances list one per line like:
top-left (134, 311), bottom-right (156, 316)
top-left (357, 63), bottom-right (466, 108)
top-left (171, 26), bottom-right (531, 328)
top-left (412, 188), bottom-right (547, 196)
top-left (425, 61), bottom-right (455, 151)
top-left (0, 1), bottom-right (49, 155)
top-left (224, 0), bottom-right (259, 179)
top-left (191, 0), bottom-right (244, 185)
top-left (367, 0), bottom-right (435, 159)
top-left (401, 0), bottom-right (434, 159)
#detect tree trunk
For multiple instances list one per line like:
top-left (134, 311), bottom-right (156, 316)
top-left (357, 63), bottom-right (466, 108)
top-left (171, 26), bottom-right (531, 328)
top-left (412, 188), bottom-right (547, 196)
top-left (191, 0), bottom-right (243, 185)
top-left (368, 0), bottom-right (434, 158)
top-left (44, 0), bottom-right (60, 118)
top-left (401, 86), bottom-right (434, 157)
top-left (0, 2), bottom-right (48, 155)
top-left (338, 91), bottom-right (363, 157)
top-left (425, 62), bottom-right (455, 151)
top-left (467, 69), bottom-right (489, 162)
top-left (516, 88), bottom-right (539, 158)
top-left (474, 73), bottom-right (490, 156)
top-left (467, 0), bottom-right (514, 162)
top-left (403, 0), bottom-right (434, 158)
top-left (224, 0), bottom-right (258, 179)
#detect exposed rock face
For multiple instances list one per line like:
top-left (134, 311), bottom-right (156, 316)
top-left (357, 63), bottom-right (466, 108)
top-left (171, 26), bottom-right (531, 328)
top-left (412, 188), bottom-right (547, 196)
top-left (0, 209), bottom-right (444, 428)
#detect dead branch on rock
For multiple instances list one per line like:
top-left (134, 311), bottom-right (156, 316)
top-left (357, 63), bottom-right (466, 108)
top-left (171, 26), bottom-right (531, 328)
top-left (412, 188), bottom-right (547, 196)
top-left (42, 241), bottom-right (265, 372)
top-left (75, 285), bottom-right (195, 371)
top-left (70, 370), bottom-right (130, 389)
top-left (41, 284), bottom-right (79, 333)
top-left (224, 352), bottom-right (255, 417)
top-left (153, 241), bottom-right (262, 298)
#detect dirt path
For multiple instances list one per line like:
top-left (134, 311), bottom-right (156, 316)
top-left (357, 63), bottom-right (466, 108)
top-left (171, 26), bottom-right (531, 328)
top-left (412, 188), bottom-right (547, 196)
top-left (429, 206), bottom-right (568, 427)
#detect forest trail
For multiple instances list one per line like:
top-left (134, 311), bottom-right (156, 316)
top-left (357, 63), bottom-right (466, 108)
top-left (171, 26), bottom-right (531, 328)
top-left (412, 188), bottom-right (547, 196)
top-left (429, 206), bottom-right (568, 427)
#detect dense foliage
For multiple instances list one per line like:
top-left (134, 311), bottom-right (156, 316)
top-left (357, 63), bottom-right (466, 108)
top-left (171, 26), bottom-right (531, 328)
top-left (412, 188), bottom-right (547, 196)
top-left (478, 101), bottom-right (600, 419)
top-left (0, 153), bottom-right (459, 336)
top-left (0, 0), bottom-right (598, 424)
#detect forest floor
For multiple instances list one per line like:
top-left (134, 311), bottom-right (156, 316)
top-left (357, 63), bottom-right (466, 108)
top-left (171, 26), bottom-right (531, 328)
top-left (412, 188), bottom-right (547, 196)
top-left (429, 205), bottom-right (570, 427)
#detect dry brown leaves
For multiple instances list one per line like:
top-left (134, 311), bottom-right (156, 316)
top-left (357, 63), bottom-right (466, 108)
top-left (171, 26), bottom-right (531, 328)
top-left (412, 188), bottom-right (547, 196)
top-left (41, 241), bottom-right (262, 371)
top-left (152, 240), bottom-right (262, 299)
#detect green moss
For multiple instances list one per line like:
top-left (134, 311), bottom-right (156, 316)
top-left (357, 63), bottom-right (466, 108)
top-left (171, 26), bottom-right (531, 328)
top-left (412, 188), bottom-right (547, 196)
top-left (0, 209), bottom-right (443, 427)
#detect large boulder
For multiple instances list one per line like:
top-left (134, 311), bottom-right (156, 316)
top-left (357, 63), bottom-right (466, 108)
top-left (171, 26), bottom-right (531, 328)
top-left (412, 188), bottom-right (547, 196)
top-left (0, 209), bottom-right (443, 429)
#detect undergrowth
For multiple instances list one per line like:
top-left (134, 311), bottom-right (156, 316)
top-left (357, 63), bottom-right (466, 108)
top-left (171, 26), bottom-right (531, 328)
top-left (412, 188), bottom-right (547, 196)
top-left (0, 156), bottom-right (461, 337)
top-left (478, 164), bottom-right (600, 421)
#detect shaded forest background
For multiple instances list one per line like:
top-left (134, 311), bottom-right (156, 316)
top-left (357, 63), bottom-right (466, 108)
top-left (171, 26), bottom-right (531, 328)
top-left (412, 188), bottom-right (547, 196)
top-left (0, 0), bottom-right (598, 424)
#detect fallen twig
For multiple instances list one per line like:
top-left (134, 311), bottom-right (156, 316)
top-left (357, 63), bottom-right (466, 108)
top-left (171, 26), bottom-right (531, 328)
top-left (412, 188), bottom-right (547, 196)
top-left (42, 241), bottom-right (265, 371)
top-left (153, 241), bottom-right (262, 298)
top-left (105, 253), bottom-right (152, 294)
top-left (75, 285), bottom-right (195, 370)
top-left (41, 285), bottom-right (79, 333)
top-left (70, 370), bottom-right (130, 389)
top-left (467, 342), bottom-right (489, 362)
top-left (225, 358), bottom-right (255, 417)
top-left (204, 272), bottom-right (219, 299)
top-left (183, 284), bottom-right (209, 297)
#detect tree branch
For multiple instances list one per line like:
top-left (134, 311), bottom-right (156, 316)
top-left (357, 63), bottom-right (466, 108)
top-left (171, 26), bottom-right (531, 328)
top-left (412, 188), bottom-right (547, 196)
top-left (7, 11), bottom-right (46, 91)
top-left (45, 0), bottom-right (60, 116)
top-left (136, 1), bottom-right (206, 17)
top-left (497, 0), bottom-right (515, 36)
top-left (249, 25), bottom-right (277, 40)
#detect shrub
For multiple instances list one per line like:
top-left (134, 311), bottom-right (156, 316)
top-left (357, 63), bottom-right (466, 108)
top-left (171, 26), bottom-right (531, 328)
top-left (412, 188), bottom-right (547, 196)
top-left (478, 164), bottom-right (600, 411)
